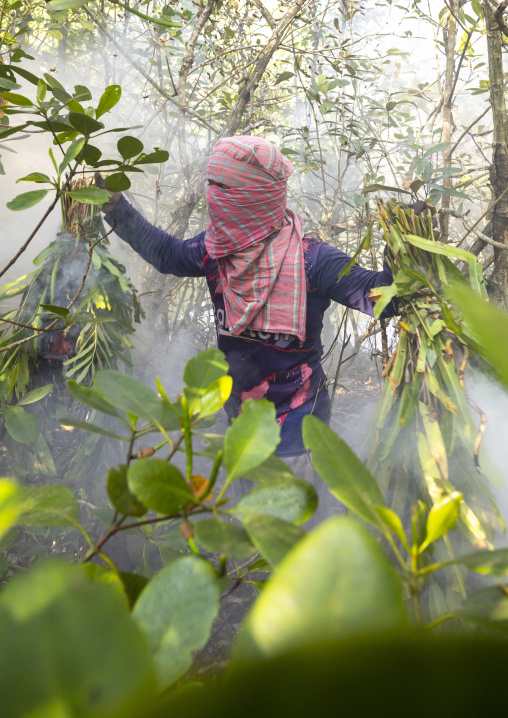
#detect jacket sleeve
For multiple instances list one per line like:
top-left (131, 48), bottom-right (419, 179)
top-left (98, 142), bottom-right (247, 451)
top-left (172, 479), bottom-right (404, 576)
top-left (312, 242), bottom-right (397, 318)
top-left (103, 196), bottom-right (206, 277)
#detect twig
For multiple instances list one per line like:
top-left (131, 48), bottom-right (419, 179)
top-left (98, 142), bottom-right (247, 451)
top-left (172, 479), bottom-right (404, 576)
top-left (449, 105), bottom-right (491, 156)
top-left (458, 184), bottom-right (508, 245)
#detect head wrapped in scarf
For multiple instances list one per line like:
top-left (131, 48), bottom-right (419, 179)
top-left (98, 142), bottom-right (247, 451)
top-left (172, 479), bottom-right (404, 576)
top-left (205, 136), bottom-right (306, 341)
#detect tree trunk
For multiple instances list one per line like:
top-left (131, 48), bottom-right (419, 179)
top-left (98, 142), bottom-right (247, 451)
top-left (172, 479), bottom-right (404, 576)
top-left (439, 2), bottom-right (458, 242)
top-left (485, 3), bottom-right (508, 305)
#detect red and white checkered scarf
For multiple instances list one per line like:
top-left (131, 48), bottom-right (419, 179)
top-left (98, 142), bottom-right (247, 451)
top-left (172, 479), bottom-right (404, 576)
top-left (204, 136), bottom-right (306, 341)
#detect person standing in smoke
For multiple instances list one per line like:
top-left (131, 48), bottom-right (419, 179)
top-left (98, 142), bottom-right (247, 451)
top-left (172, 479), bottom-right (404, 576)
top-left (96, 136), bottom-right (396, 518)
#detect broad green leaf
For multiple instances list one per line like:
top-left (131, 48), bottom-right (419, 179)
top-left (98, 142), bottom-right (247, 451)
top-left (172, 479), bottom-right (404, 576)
top-left (118, 136), bottom-right (144, 160)
top-left (81, 144), bottom-right (102, 165)
top-left (105, 172), bottom-right (131, 191)
top-left (0, 479), bottom-right (23, 542)
top-left (127, 458), bottom-right (194, 514)
top-left (96, 84), bottom-right (121, 118)
top-left (423, 141), bottom-right (453, 158)
top-left (199, 375), bottom-right (233, 417)
top-left (302, 415), bottom-right (384, 528)
top-left (48, 0), bottom-right (89, 9)
top-left (135, 149), bottom-right (169, 164)
top-left (59, 137), bottom-right (85, 173)
top-left (5, 406), bottom-right (39, 444)
top-left (132, 556), bottom-right (219, 687)
top-left (454, 587), bottom-right (508, 633)
top-left (68, 111), bottom-right (104, 135)
top-left (447, 284), bottom-right (508, 388)
top-left (7, 189), bottom-right (48, 211)
top-left (373, 283), bottom-right (398, 319)
top-left (67, 380), bottom-right (120, 417)
top-left (67, 187), bottom-right (111, 205)
top-left (225, 399), bottom-right (280, 482)
top-left (275, 71), bottom-right (295, 84)
top-left (0, 561), bottom-right (156, 717)
top-left (183, 348), bottom-right (229, 414)
top-left (235, 517), bottom-right (407, 659)
top-left (39, 303), bottom-right (69, 319)
top-left (241, 453), bottom-right (295, 483)
top-left (58, 417), bottom-right (124, 439)
top-left (18, 485), bottom-right (79, 527)
top-left (118, 572), bottom-right (148, 609)
top-left (93, 370), bottom-right (163, 424)
top-left (107, 465), bottom-right (147, 517)
top-left (454, 548), bottom-right (508, 576)
top-left (194, 518), bottom-right (256, 559)
top-left (0, 91), bottom-right (33, 106)
top-left (232, 480), bottom-right (317, 525)
top-left (16, 384), bottom-right (53, 406)
top-left (419, 492), bottom-right (462, 553)
top-left (405, 234), bottom-right (476, 263)
top-left (16, 172), bottom-right (51, 183)
top-left (375, 506), bottom-right (409, 551)
top-left (243, 513), bottom-right (304, 566)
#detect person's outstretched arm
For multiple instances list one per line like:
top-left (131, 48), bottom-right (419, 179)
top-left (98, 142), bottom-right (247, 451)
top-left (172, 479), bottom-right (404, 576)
top-left (312, 242), bottom-right (397, 318)
top-left (96, 176), bottom-right (205, 278)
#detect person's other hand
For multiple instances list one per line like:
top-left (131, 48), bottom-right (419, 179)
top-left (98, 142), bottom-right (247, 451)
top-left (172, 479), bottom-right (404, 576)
top-left (94, 172), bottom-right (122, 213)
top-left (412, 200), bottom-right (441, 240)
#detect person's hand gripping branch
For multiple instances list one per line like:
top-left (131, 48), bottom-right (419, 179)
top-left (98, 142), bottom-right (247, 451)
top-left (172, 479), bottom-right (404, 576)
top-left (94, 172), bottom-right (122, 214)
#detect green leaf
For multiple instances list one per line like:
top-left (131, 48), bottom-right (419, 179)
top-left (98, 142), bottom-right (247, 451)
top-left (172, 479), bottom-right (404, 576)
top-left (127, 458), bottom-right (194, 514)
top-left (0, 479), bottom-right (23, 543)
top-left (5, 406), bottom-right (39, 444)
top-left (193, 375), bottom-right (231, 418)
top-left (338, 221), bottom-right (373, 281)
top-left (405, 234), bottom-right (476, 263)
top-left (233, 480), bottom-right (317, 525)
top-left (235, 517), bottom-right (407, 660)
top-left (194, 518), bottom-right (256, 558)
top-left (225, 399), bottom-right (281, 482)
top-left (419, 492), bottom-right (462, 553)
top-left (117, 135), bottom-right (144, 160)
top-left (373, 283), bottom-right (399, 319)
top-left (18, 485), bottom-right (79, 527)
top-left (454, 587), bottom-right (508, 632)
top-left (423, 141), bottom-right (453, 158)
top-left (275, 71), bottom-right (295, 84)
top-left (93, 370), bottom-right (163, 424)
top-left (68, 111), bottom-right (104, 135)
top-left (80, 144), bottom-right (102, 165)
top-left (67, 186), bottom-right (111, 205)
top-left (16, 172), bottom-right (51, 184)
top-left (7, 189), bottom-right (48, 211)
top-left (243, 513), bottom-right (304, 566)
top-left (0, 561), bottom-right (156, 717)
top-left (450, 548), bottom-right (508, 577)
top-left (132, 556), bottom-right (219, 687)
top-left (107, 465), bottom-right (147, 517)
top-left (48, 0), bottom-right (89, 8)
top-left (447, 284), bottom-right (508, 388)
top-left (16, 384), bottom-right (53, 406)
top-left (105, 172), bottom-right (131, 191)
top-left (96, 84), bottom-right (122, 119)
top-left (183, 348), bottom-right (229, 414)
top-left (0, 91), bottom-right (33, 106)
top-left (118, 572), bottom-right (148, 609)
top-left (59, 137), bottom-right (85, 173)
top-left (375, 506), bottom-right (409, 551)
top-left (58, 417), bottom-right (125, 439)
top-left (40, 303), bottom-right (69, 319)
top-left (135, 149), bottom-right (169, 164)
top-left (241, 453), bottom-right (295, 483)
top-left (302, 416), bottom-right (385, 528)
top-left (67, 380), bottom-right (120, 417)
